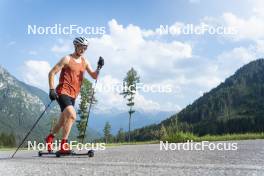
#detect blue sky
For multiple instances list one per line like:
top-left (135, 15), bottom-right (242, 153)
top-left (1, 0), bottom-right (264, 113)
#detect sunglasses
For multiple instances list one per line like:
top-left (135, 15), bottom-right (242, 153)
top-left (76, 44), bottom-right (87, 50)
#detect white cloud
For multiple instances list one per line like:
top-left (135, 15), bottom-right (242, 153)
top-left (82, 19), bottom-right (194, 112)
top-left (51, 39), bottom-right (72, 53)
top-left (134, 93), bottom-right (160, 111)
top-left (141, 29), bottom-right (157, 37)
top-left (21, 60), bottom-right (51, 91)
top-left (88, 19), bottom-right (192, 81)
top-left (256, 40), bottom-right (264, 54)
top-left (44, 18), bottom-right (262, 113)
top-left (198, 1), bottom-right (264, 42)
top-left (93, 75), bottom-right (126, 113)
top-left (218, 46), bottom-right (255, 64)
top-left (222, 12), bottom-right (264, 41)
top-left (50, 17), bottom-right (264, 114)
top-left (190, 2), bottom-right (264, 89)
top-left (191, 75), bottom-right (222, 89)
top-left (93, 75), bottom-right (167, 112)
top-left (51, 44), bottom-right (71, 53)
top-left (135, 93), bottom-right (181, 112)
top-left (216, 46), bottom-right (256, 77)
top-left (90, 74), bottom-right (181, 113)
top-left (251, 0), bottom-right (264, 17)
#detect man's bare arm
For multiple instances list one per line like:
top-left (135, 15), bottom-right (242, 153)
top-left (48, 56), bottom-right (70, 89)
top-left (84, 59), bottom-right (98, 79)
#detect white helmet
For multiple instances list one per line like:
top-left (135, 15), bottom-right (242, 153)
top-left (73, 37), bottom-right (89, 46)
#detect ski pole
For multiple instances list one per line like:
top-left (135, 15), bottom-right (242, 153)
top-left (11, 100), bottom-right (53, 158)
top-left (81, 56), bottom-right (104, 144)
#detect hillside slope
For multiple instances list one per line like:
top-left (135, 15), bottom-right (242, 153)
top-left (131, 58), bottom-right (264, 140)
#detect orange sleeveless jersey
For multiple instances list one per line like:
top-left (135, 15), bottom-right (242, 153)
top-left (56, 56), bottom-right (86, 99)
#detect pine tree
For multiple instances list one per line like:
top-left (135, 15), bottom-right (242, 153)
top-left (159, 124), bottom-right (168, 141)
top-left (76, 78), bottom-right (96, 143)
top-left (103, 122), bottom-right (111, 143)
top-left (116, 128), bottom-right (125, 142)
top-left (121, 68), bottom-right (140, 142)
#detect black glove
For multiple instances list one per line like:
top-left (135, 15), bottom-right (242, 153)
top-left (97, 56), bottom-right (104, 70)
top-left (49, 89), bottom-right (58, 101)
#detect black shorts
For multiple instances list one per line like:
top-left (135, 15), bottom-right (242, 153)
top-left (57, 94), bottom-right (75, 112)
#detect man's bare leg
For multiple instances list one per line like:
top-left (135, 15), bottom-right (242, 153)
top-left (58, 106), bottom-right (76, 152)
top-left (51, 112), bottom-right (65, 135)
top-left (46, 113), bottom-right (66, 152)
top-left (61, 105), bottom-right (76, 140)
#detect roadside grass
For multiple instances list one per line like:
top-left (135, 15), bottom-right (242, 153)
top-left (163, 132), bottom-right (264, 143)
top-left (106, 132), bottom-right (264, 146)
top-left (197, 132), bottom-right (264, 142)
top-left (105, 140), bottom-right (159, 147)
top-left (0, 147), bottom-right (28, 151)
top-left (1, 133), bottom-right (264, 149)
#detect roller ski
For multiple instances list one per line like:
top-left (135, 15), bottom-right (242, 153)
top-left (38, 138), bottom-right (95, 157)
top-left (38, 150), bottom-right (95, 158)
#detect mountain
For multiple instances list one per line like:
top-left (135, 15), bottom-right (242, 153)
top-left (0, 65), bottom-right (100, 144)
top-left (130, 58), bottom-right (264, 140)
top-left (89, 110), bottom-right (174, 134)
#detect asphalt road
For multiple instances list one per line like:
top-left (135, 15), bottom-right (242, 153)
top-left (0, 140), bottom-right (264, 176)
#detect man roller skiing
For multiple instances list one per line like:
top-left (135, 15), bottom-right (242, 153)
top-left (45, 37), bottom-right (104, 154)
